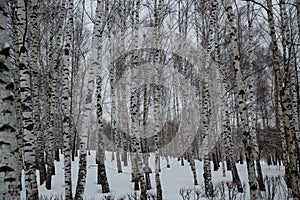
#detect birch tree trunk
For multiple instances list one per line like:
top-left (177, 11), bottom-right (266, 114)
top-left (17, 0), bottom-right (39, 198)
top-left (62, 0), bottom-right (73, 198)
top-left (93, 0), bottom-right (110, 193)
top-left (130, 0), bottom-right (147, 199)
top-left (224, 0), bottom-right (259, 199)
top-left (142, 82), bottom-right (151, 189)
top-left (153, 1), bottom-right (163, 199)
top-left (30, 0), bottom-right (47, 184)
top-left (246, 2), bottom-right (265, 192)
top-left (264, 0), bottom-right (290, 185)
top-left (110, 56), bottom-right (122, 173)
top-left (202, 0), bottom-right (217, 196)
top-left (279, 0), bottom-right (292, 188)
top-left (29, 0), bottom-right (47, 187)
top-left (266, 0), bottom-right (299, 198)
top-left (74, 0), bottom-right (110, 197)
top-left (280, 0), bottom-right (300, 173)
top-left (11, 0), bottom-right (24, 189)
top-left (118, 0), bottom-right (129, 168)
top-left (280, 0), bottom-right (299, 197)
top-left (0, 0), bottom-right (21, 198)
top-left (214, 17), bottom-right (243, 190)
top-left (74, 73), bottom-right (91, 199)
top-left (46, 1), bottom-right (57, 189)
top-left (96, 74), bottom-right (110, 193)
top-left (297, 0), bottom-right (300, 37)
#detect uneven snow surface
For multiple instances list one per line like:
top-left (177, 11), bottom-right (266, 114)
top-left (21, 151), bottom-right (285, 199)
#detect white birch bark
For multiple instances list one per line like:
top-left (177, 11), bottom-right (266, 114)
top-left (224, 0), bottom-right (259, 198)
top-left (281, 0), bottom-right (300, 164)
top-left (110, 45), bottom-right (122, 174)
top-left (62, 0), bottom-right (73, 198)
top-left (0, 1), bottom-right (20, 198)
top-left (266, 0), bottom-right (299, 198)
top-left (18, 0), bottom-right (38, 198)
top-left (29, 0), bottom-right (47, 185)
top-left (246, 2), bottom-right (265, 191)
top-left (11, 0), bottom-right (23, 189)
top-left (153, 1), bottom-right (163, 199)
top-left (93, 0), bottom-right (110, 193)
top-left (46, 1), bottom-right (57, 189)
top-left (298, 0), bottom-right (300, 37)
top-left (202, 0), bottom-right (217, 196)
top-left (130, 0), bottom-right (147, 199)
top-left (74, 72), bottom-right (91, 199)
top-left (278, 0), bottom-right (299, 197)
top-left (118, 0), bottom-right (129, 168)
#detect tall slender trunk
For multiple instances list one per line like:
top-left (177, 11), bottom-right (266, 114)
top-left (202, 0), bottom-right (217, 197)
top-left (18, 0), bottom-right (39, 198)
top-left (153, 1), bottom-right (164, 199)
top-left (46, 1), bottom-right (57, 189)
top-left (142, 84), bottom-right (152, 190)
top-left (62, 0), bottom-right (73, 198)
top-left (0, 1), bottom-right (21, 198)
top-left (224, 0), bottom-right (259, 199)
top-left (96, 73), bottom-right (110, 193)
top-left (119, 0), bottom-right (129, 167)
top-left (29, 0), bottom-right (46, 187)
top-left (280, 0), bottom-right (300, 180)
top-left (11, 0), bottom-right (23, 189)
top-left (297, 0), bottom-right (300, 37)
top-left (189, 146), bottom-right (198, 186)
top-left (74, 72), bottom-right (91, 199)
top-left (110, 57), bottom-right (122, 173)
top-left (214, 22), bottom-right (242, 186)
top-left (94, 0), bottom-right (110, 193)
top-left (266, 0), bottom-right (299, 198)
top-left (130, 1), bottom-right (147, 199)
top-left (53, 0), bottom-right (67, 163)
top-left (246, 2), bottom-right (265, 192)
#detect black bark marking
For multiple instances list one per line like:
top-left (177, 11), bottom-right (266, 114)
top-left (19, 63), bottom-right (26, 70)
top-left (64, 49), bottom-right (69, 56)
top-left (0, 61), bottom-right (9, 71)
top-left (20, 46), bottom-right (26, 53)
top-left (5, 82), bottom-right (14, 90)
top-left (3, 95), bottom-right (14, 101)
top-left (0, 47), bottom-right (10, 58)
top-left (0, 124), bottom-right (16, 132)
top-left (0, 140), bottom-right (10, 146)
top-left (238, 90), bottom-right (245, 95)
top-left (0, 166), bottom-right (14, 172)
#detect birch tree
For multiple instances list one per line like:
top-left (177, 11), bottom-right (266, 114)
top-left (17, 0), bottom-right (39, 198)
top-left (279, 0), bottom-right (300, 177)
top-left (297, 0), bottom-right (300, 35)
top-left (202, 0), bottom-right (216, 196)
top-left (130, 0), bottom-right (147, 199)
top-left (153, 1), bottom-right (164, 199)
top-left (29, 0), bottom-right (47, 186)
top-left (265, 0), bottom-right (299, 197)
top-left (0, 0), bottom-right (20, 198)
top-left (214, 12), bottom-right (243, 191)
top-left (62, 0), bottom-right (73, 198)
top-left (246, 2), bottom-right (265, 191)
top-left (46, 0), bottom-right (58, 189)
top-left (10, 0), bottom-right (23, 187)
top-left (93, 0), bottom-right (110, 193)
top-left (224, 0), bottom-right (259, 198)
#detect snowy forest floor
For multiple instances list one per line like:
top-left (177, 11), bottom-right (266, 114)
top-left (21, 151), bottom-right (287, 200)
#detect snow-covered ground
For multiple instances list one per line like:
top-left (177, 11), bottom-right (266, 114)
top-left (21, 151), bottom-right (286, 199)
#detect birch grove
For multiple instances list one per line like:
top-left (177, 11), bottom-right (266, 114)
top-left (0, 0), bottom-right (299, 199)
